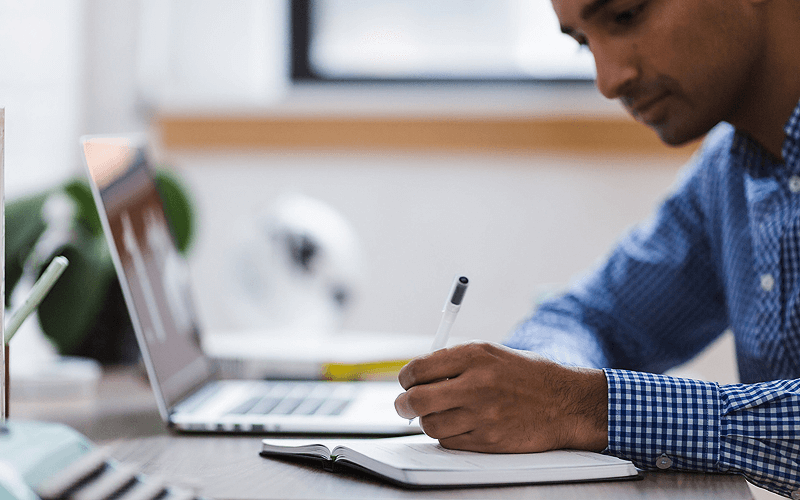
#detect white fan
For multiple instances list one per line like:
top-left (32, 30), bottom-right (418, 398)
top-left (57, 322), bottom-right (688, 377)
top-left (224, 194), bottom-right (363, 338)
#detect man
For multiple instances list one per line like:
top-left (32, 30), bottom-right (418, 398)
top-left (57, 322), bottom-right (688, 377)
top-left (394, 0), bottom-right (800, 496)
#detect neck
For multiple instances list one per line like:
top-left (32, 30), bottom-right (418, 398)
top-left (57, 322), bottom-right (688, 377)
top-left (726, 1), bottom-right (800, 159)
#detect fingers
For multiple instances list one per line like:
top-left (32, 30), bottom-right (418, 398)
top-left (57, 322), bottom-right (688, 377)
top-left (394, 377), bottom-right (462, 419)
top-left (435, 427), bottom-right (520, 453)
top-left (398, 352), bottom-right (461, 391)
top-left (438, 432), bottom-right (484, 453)
top-left (395, 342), bottom-right (508, 420)
top-left (398, 341), bottom-right (497, 390)
top-left (418, 407), bottom-right (475, 440)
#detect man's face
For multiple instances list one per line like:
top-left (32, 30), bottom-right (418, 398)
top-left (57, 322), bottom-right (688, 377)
top-left (552, 0), bottom-right (763, 145)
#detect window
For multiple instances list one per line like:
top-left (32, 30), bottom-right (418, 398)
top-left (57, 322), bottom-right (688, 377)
top-left (291, 0), bottom-right (595, 82)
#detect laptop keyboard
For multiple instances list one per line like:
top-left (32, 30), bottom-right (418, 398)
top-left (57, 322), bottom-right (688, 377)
top-left (227, 382), bottom-right (353, 417)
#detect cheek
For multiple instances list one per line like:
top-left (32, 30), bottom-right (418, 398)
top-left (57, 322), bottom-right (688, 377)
top-left (669, 4), bottom-right (759, 90)
top-left (645, 12), bottom-right (712, 91)
top-left (649, 12), bottom-right (757, 114)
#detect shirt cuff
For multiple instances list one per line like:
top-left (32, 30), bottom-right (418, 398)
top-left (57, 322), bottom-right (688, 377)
top-left (717, 380), bottom-right (800, 497)
top-left (603, 369), bottom-right (721, 471)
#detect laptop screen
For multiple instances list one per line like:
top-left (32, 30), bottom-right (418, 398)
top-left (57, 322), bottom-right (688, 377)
top-left (81, 136), bottom-right (214, 415)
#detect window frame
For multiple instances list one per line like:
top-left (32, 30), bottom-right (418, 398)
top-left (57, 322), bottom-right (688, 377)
top-left (289, 0), bottom-right (595, 84)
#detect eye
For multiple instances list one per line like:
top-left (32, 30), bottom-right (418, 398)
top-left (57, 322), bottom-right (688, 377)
top-left (561, 27), bottom-right (590, 51)
top-left (614, 3), bottom-right (646, 25)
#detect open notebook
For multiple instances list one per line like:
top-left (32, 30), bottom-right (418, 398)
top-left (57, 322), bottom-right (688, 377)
top-left (261, 434), bottom-right (639, 488)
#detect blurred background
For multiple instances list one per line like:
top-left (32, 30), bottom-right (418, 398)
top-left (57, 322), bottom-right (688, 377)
top-left (3, 1), bottom-right (779, 496)
top-left (0, 0), bottom-right (739, 370)
top-left (1, 0), bottom-right (742, 399)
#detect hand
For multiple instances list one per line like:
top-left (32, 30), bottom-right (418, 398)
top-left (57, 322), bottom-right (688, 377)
top-left (394, 341), bottom-right (608, 453)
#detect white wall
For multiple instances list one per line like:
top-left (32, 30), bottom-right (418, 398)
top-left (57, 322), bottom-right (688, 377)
top-left (82, 0), bottom-right (148, 135)
top-left (0, 0), bottom-right (85, 198)
top-left (167, 149), bottom-right (684, 340)
top-left (158, 146), bottom-right (744, 389)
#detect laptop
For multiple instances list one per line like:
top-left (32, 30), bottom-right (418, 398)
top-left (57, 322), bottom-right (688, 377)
top-left (80, 134), bottom-right (421, 435)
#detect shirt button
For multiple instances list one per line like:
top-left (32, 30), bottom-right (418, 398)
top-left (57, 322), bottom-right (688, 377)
top-left (761, 274), bottom-right (775, 292)
top-left (789, 175), bottom-right (800, 193)
top-left (655, 453), bottom-right (673, 470)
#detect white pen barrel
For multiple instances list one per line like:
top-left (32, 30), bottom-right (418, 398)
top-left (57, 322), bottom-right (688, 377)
top-left (430, 306), bottom-right (459, 351)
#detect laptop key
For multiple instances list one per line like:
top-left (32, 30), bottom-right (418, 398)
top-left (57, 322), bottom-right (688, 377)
top-left (227, 397), bottom-right (261, 415)
top-left (270, 398), bottom-right (304, 415)
top-left (292, 398), bottom-right (326, 415)
top-left (248, 397), bottom-right (282, 415)
top-left (175, 382), bottom-right (224, 414)
top-left (325, 399), bottom-right (352, 416)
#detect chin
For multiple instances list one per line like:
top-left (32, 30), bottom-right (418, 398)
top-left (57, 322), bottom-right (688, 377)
top-left (650, 121), bottom-right (712, 147)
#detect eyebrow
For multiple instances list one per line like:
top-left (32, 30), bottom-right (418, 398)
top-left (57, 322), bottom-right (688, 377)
top-left (560, 0), bottom-right (615, 36)
top-left (580, 0), bottom-right (615, 20)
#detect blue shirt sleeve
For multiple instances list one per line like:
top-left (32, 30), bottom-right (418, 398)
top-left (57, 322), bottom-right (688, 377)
top-left (505, 147), bottom-right (729, 373)
top-left (605, 369), bottom-right (800, 498)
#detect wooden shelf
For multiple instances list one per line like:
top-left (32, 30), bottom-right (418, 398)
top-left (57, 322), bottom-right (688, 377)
top-left (156, 115), bottom-right (699, 157)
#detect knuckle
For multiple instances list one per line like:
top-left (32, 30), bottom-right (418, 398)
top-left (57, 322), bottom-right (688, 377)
top-left (404, 387), bottom-right (426, 413)
top-left (462, 340), bottom-right (494, 361)
top-left (419, 415), bottom-right (441, 438)
top-left (398, 359), bottom-right (419, 388)
top-left (484, 405), bottom-right (502, 424)
top-left (485, 362), bottom-right (505, 381)
top-left (472, 340), bottom-right (494, 352)
top-left (482, 427), bottom-right (503, 446)
top-left (461, 342), bottom-right (481, 361)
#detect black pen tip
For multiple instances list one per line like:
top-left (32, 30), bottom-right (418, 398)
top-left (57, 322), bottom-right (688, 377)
top-left (451, 277), bottom-right (469, 305)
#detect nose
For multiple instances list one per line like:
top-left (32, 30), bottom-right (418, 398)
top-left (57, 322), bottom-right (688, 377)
top-left (592, 42), bottom-right (639, 100)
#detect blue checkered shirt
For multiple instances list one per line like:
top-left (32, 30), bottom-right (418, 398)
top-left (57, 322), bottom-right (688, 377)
top-left (506, 100), bottom-right (800, 497)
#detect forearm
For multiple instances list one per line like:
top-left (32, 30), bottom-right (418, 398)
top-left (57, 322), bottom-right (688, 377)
top-left (604, 370), bottom-right (800, 498)
top-left (505, 306), bottom-right (610, 368)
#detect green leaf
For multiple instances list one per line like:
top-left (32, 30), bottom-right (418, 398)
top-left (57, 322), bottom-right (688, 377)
top-left (63, 179), bottom-right (104, 237)
top-left (155, 169), bottom-right (194, 254)
top-left (37, 235), bottom-right (115, 354)
top-left (4, 193), bottom-right (49, 306)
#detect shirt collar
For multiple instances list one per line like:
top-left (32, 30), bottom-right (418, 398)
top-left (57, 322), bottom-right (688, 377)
top-left (731, 97), bottom-right (800, 178)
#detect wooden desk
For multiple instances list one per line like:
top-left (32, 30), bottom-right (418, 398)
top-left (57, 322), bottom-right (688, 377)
top-left (107, 434), bottom-right (753, 500)
top-left (11, 365), bottom-right (166, 442)
top-left (14, 366), bottom-right (754, 500)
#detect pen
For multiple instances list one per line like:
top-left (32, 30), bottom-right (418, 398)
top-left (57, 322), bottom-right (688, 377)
top-left (5, 256), bottom-right (69, 343)
top-left (430, 276), bottom-right (469, 351)
top-left (409, 276), bottom-right (469, 425)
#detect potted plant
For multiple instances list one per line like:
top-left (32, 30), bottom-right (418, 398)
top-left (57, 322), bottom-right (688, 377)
top-left (5, 169), bottom-right (194, 364)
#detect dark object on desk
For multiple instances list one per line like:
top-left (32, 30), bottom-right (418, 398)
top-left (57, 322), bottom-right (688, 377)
top-left (5, 172), bottom-right (194, 364)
